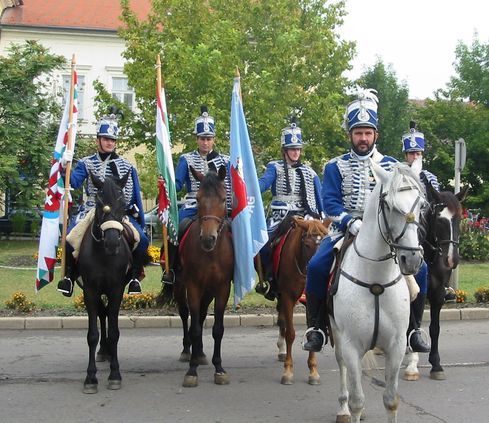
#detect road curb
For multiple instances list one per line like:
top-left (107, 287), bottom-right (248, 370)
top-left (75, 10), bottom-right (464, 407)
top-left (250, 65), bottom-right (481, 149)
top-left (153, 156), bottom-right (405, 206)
top-left (0, 308), bottom-right (488, 330)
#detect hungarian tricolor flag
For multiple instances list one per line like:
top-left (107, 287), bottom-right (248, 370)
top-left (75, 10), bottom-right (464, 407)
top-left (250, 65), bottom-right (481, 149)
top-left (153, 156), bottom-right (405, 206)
top-left (35, 69), bottom-right (78, 291)
top-left (230, 75), bottom-right (268, 304)
top-left (156, 84), bottom-right (178, 245)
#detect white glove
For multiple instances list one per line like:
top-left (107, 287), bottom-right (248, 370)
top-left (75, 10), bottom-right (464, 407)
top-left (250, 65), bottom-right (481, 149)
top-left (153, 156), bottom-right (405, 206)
top-left (348, 219), bottom-right (362, 236)
top-left (60, 149), bottom-right (74, 168)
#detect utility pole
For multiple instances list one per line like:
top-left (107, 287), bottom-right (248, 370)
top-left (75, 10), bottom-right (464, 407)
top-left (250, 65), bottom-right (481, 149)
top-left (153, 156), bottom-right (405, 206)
top-left (450, 138), bottom-right (466, 290)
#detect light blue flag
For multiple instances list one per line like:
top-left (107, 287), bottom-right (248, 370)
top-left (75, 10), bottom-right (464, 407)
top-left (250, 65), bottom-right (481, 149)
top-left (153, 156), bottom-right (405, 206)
top-left (230, 76), bottom-right (268, 305)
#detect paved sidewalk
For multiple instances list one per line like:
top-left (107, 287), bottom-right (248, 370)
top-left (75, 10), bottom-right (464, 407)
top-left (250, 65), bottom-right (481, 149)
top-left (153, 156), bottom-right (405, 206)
top-left (0, 307), bottom-right (488, 330)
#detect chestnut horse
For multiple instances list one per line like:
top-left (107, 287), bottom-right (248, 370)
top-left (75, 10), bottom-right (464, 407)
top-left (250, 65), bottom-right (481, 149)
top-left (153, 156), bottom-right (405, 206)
top-left (404, 184), bottom-right (468, 381)
top-left (274, 215), bottom-right (329, 385)
top-left (173, 166), bottom-right (234, 388)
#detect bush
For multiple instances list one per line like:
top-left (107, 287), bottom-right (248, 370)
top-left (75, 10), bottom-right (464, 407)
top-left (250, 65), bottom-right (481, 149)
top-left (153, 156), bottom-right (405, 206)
top-left (5, 291), bottom-right (36, 312)
top-left (73, 292), bottom-right (156, 310)
top-left (474, 287), bottom-right (489, 303)
top-left (147, 245), bottom-right (161, 264)
top-left (455, 289), bottom-right (468, 303)
top-left (11, 214), bottom-right (27, 233)
top-left (459, 219), bottom-right (489, 261)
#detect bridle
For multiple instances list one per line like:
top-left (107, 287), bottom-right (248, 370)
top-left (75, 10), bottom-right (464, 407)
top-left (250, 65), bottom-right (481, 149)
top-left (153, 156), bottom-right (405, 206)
top-left (91, 196), bottom-right (125, 243)
top-left (353, 184), bottom-right (424, 263)
top-left (295, 228), bottom-right (325, 277)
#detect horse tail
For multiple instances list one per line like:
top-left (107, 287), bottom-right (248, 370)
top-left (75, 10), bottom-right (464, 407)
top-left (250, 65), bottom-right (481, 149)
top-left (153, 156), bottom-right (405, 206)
top-left (361, 350), bottom-right (384, 386)
top-left (156, 283), bottom-right (176, 307)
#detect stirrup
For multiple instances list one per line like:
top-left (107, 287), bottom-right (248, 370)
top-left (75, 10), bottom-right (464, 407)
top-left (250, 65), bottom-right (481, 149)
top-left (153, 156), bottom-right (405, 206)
top-left (57, 277), bottom-right (74, 297)
top-left (255, 280), bottom-right (270, 296)
top-left (444, 287), bottom-right (456, 303)
top-left (127, 278), bottom-right (142, 295)
top-left (302, 327), bottom-right (327, 352)
top-left (161, 269), bottom-right (175, 285)
top-left (407, 328), bottom-right (430, 353)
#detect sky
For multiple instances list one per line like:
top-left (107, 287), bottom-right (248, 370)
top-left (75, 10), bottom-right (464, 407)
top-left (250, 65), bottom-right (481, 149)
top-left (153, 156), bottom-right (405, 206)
top-left (339, 0), bottom-right (489, 99)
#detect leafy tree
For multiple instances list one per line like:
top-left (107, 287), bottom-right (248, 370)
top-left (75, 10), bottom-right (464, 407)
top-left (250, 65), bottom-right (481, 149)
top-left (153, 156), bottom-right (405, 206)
top-left (449, 38), bottom-right (489, 106)
top-left (356, 60), bottom-right (411, 158)
top-left (0, 41), bottom-right (65, 210)
top-left (97, 0), bottom-right (354, 176)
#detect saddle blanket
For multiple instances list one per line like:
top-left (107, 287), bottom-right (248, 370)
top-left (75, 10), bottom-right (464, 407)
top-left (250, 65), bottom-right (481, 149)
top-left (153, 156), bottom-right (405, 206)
top-left (67, 209), bottom-right (140, 258)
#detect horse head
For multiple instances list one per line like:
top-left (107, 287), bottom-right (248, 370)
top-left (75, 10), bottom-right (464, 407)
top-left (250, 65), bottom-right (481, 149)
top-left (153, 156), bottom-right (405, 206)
top-left (190, 165), bottom-right (227, 252)
top-left (90, 170), bottom-right (130, 255)
top-left (292, 216), bottom-right (330, 264)
top-left (370, 159), bottom-right (425, 275)
top-left (424, 183), bottom-right (468, 269)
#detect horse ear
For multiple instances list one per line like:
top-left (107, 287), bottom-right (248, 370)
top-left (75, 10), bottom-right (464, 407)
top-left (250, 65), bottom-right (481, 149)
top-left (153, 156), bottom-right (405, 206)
top-left (218, 165), bottom-right (227, 181)
top-left (190, 165), bottom-right (204, 182)
top-left (117, 170), bottom-right (131, 189)
top-left (89, 171), bottom-right (104, 190)
top-left (426, 181), bottom-right (441, 203)
top-left (456, 185), bottom-right (469, 203)
top-left (369, 158), bottom-right (390, 185)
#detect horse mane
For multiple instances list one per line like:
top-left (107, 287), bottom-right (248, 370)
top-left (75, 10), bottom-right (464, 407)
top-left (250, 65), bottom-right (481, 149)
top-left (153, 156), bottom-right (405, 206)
top-left (385, 163), bottom-right (423, 211)
top-left (437, 191), bottom-right (463, 218)
top-left (288, 217), bottom-right (329, 251)
top-left (199, 171), bottom-right (225, 197)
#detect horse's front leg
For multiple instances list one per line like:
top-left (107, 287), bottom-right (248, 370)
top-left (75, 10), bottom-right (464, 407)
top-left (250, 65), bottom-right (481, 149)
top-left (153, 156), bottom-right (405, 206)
top-left (383, 339), bottom-right (405, 423)
top-left (404, 351), bottom-right (420, 381)
top-left (211, 288), bottom-right (230, 385)
top-left (429, 295), bottom-right (445, 380)
top-left (182, 294), bottom-right (203, 387)
top-left (106, 290), bottom-right (124, 390)
top-left (278, 295), bottom-right (296, 385)
top-left (96, 299), bottom-right (109, 362)
top-left (333, 330), bottom-right (351, 423)
top-left (84, 293), bottom-right (99, 394)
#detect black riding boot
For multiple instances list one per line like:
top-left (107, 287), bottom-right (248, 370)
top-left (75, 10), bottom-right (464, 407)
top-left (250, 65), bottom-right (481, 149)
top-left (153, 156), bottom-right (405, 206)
top-left (408, 293), bottom-right (431, 353)
top-left (57, 243), bottom-right (77, 297)
top-left (161, 242), bottom-right (178, 285)
top-left (303, 293), bottom-right (328, 352)
top-left (127, 250), bottom-right (145, 295)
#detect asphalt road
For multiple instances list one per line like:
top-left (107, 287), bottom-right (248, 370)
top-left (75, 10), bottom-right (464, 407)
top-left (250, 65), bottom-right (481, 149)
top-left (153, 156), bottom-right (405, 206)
top-left (1, 320), bottom-right (488, 423)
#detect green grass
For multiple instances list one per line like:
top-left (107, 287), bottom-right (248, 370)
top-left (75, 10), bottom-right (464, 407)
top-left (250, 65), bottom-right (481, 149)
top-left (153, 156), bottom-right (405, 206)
top-left (0, 239), bottom-right (488, 310)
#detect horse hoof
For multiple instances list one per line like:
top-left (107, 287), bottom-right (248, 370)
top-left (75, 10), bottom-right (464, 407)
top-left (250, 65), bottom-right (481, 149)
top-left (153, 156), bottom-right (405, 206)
top-left (280, 375), bottom-right (294, 385)
top-left (197, 356), bottom-right (209, 366)
top-left (214, 372), bottom-right (230, 385)
top-left (336, 415), bottom-right (351, 423)
top-left (430, 371), bottom-right (446, 381)
top-left (179, 352), bottom-right (190, 362)
top-left (308, 375), bottom-right (321, 385)
top-left (107, 380), bottom-right (122, 390)
top-left (277, 353), bottom-right (286, 362)
top-left (403, 371), bottom-right (420, 381)
top-left (83, 384), bottom-right (98, 394)
top-left (183, 375), bottom-right (198, 387)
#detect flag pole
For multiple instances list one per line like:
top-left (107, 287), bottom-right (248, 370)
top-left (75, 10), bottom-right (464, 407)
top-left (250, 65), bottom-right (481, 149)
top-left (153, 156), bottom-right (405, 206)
top-left (60, 54), bottom-right (76, 279)
top-left (235, 66), bottom-right (266, 285)
top-left (156, 54), bottom-right (170, 275)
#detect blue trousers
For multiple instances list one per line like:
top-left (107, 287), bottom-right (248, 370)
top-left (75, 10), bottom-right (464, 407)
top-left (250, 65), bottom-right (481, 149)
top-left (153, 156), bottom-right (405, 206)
top-left (306, 235), bottom-right (338, 299)
top-left (415, 260), bottom-right (428, 295)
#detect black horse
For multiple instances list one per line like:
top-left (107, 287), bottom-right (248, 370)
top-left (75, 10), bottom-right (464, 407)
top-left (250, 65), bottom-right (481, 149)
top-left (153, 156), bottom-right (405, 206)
top-left (77, 171), bottom-right (134, 394)
top-left (404, 183), bottom-right (468, 381)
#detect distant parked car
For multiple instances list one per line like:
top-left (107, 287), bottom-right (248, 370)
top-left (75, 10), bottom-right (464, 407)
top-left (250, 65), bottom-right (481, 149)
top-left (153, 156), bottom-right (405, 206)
top-left (0, 207), bottom-right (42, 236)
top-left (144, 207), bottom-right (160, 236)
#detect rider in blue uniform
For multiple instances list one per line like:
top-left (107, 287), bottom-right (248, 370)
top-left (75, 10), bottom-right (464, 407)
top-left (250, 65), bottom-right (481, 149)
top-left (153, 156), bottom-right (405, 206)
top-left (57, 114), bottom-right (149, 297)
top-left (256, 119), bottom-right (323, 301)
top-left (303, 89), bottom-right (398, 352)
top-left (402, 121), bottom-right (440, 352)
top-left (161, 106), bottom-right (231, 284)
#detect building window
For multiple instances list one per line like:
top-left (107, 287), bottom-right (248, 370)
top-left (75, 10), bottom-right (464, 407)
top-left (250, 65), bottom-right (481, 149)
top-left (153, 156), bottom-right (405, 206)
top-left (112, 77), bottom-right (135, 110)
top-left (63, 74), bottom-right (85, 120)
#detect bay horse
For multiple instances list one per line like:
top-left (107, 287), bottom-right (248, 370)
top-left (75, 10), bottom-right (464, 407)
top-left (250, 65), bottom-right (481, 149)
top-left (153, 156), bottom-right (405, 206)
top-left (273, 215), bottom-right (329, 385)
top-left (76, 171), bottom-right (133, 394)
top-left (331, 160), bottom-right (425, 423)
top-left (404, 184), bottom-right (468, 381)
top-left (175, 165), bottom-right (234, 388)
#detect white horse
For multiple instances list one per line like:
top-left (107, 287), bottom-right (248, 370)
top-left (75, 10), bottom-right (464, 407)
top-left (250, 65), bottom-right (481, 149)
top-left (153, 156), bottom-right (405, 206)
top-left (331, 159), bottom-right (425, 423)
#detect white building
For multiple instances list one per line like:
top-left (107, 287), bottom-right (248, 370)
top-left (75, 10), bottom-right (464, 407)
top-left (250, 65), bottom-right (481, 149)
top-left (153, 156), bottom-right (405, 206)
top-left (0, 0), bottom-right (150, 136)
